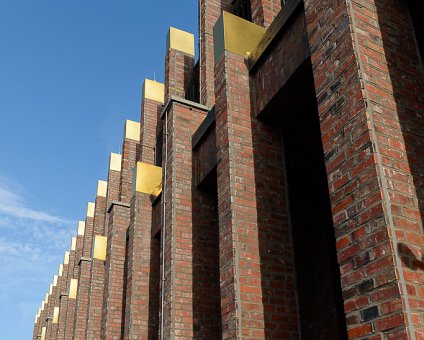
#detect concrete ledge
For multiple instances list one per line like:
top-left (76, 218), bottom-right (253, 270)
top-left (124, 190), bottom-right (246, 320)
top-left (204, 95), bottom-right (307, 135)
top-left (107, 201), bottom-right (131, 213)
top-left (78, 257), bottom-right (92, 266)
top-left (160, 95), bottom-right (208, 119)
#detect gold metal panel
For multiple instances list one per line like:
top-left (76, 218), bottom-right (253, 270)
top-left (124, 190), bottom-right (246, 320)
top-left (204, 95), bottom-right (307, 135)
top-left (150, 183), bottom-right (162, 201)
top-left (213, 11), bottom-right (265, 62)
top-left (41, 327), bottom-right (46, 340)
top-left (77, 221), bottom-right (85, 236)
top-left (133, 162), bottom-right (162, 195)
top-left (125, 120), bottom-right (140, 141)
top-left (97, 180), bottom-right (108, 197)
top-left (93, 235), bottom-right (107, 261)
top-left (109, 153), bottom-right (122, 172)
top-left (59, 264), bottom-right (63, 277)
top-left (53, 275), bottom-right (58, 286)
top-left (68, 279), bottom-right (78, 299)
top-left (64, 251), bottom-right (70, 264)
top-left (86, 202), bottom-right (95, 218)
top-left (143, 79), bottom-right (165, 104)
top-left (52, 306), bottom-right (59, 324)
top-left (167, 27), bottom-right (195, 56)
top-left (71, 237), bottom-right (76, 251)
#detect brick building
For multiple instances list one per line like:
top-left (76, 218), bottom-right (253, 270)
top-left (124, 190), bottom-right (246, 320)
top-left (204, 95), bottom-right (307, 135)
top-left (33, 0), bottom-right (424, 338)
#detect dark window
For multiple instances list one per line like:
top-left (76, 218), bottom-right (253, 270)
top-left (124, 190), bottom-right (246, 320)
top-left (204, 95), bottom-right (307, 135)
top-left (407, 0), bottom-right (424, 61)
top-left (155, 130), bottom-right (163, 167)
top-left (185, 61), bottom-right (200, 103)
top-left (232, 0), bottom-right (252, 21)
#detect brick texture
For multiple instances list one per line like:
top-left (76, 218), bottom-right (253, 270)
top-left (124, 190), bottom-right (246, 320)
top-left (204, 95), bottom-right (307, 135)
top-left (86, 173), bottom-right (119, 339)
top-left (123, 94), bottom-right (163, 338)
top-left (63, 234), bottom-right (83, 340)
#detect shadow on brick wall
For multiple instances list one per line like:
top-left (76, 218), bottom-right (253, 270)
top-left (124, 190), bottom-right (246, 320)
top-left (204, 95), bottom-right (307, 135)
top-left (374, 0), bottom-right (424, 269)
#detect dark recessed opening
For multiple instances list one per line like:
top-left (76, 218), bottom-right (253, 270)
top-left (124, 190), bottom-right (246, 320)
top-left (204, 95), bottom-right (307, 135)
top-left (407, 0), bottom-right (424, 62)
top-left (260, 60), bottom-right (347, 339)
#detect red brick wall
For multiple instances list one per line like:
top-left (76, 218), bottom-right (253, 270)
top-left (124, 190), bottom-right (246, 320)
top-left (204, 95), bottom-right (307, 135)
top-left (199, 0), bottom-right (232, 106)
top-left (120, 138), bottom-right (139, 204)
top-left (161, 102), bottom-right (207, 338)
top-left (165, 49), bottom-right (194, 100)
top-left (86, 172), bottom-right (119, 339)
top-left (124, 192), bottom-right (160, 338)
top-left (304, 0), bottom-right (424, 337)
top-left (101, 203), bottom-right (130, 339)
top-left (64, 234), bottom-right (83, 340)
top-left (214, 49), bottom-right (300, 338)
top-left (74, 213), bottom-right (94, 339)
top-left (85, 194), bottom-right (106, 338)
top-left (57, 261), bottom-right (69, 339)
top-left (348, 0), bottom-right (424, 337)
top-left (124, 93), bottom-right (163, 338)
top-left (250, 8), bottom-right (310, 115)
top-left (250, 0), bottom-right (281, 27)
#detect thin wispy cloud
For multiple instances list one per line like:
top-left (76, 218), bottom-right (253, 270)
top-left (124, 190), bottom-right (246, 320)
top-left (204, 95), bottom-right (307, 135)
top-left (0, 181), bottom-right (71, 224)
top-left (0, 174), bottom-right (75, 336)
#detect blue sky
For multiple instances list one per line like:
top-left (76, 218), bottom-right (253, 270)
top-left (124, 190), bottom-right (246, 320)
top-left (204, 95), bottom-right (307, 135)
top-left (0, 1), bottom-right (197, 338)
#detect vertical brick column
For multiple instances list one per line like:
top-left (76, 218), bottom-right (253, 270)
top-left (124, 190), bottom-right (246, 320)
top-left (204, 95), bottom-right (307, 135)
top-left (57, 251), bottom-right (70, 340)
top-left (213, 12), bottom-right (282, 339)
top-left (161, 27), bottom-right (202, 339)
top-left (165, 27), bottom-right (195, 100)
top-left (64, 223), bottom-right (84, 340)
top-left (161, 101), bottom-right (207, 339)
top-left (86, 180), bottom-right (108, 339)
top-left (74, 202), bottom-right (95, 338)
top-left (250, 0), bottom-right (281, 28)
top-left (102, 126), bottom-right (138, 338)
top-left (123, 79), bottom-right (164, 338)
top-left (33, 308), bottom-right (41, 340)
top-left (52, 264), bottom-right (65, 338)
top-left (303, 0), bottom-right (424, 338)
top-left (38, 297), bottom-right (47, 339)
top-left (199, 0), bottom-right (232, 106)
top-left (101, 202), bottom-right (130, 339)
top-left (46, 275), bottom-right (59, 339)
top-left (119, 120), bottom-right (140, 203)
top-left (44, 286), bottom-right (53, 339)
top-left (87, 155), bottom-right (121, 339)
top-left (139, 79), bottom-right (164, 164)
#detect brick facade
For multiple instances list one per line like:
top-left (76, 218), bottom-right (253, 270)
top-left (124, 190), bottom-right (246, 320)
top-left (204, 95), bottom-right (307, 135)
top-left (34, 0), bottom-right (424, 339)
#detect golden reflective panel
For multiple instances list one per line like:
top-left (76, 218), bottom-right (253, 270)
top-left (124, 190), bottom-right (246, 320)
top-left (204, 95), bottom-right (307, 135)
top-left (167, 27), bottom-right (195, 56)
top-left (97, 180), bottom-right (108, 197)
top-left (77, 221), bottom-right (85, 236)
top-left (87, 202), bottom-right (95, 218)
top-left (68, 279), bottom-right (78, 299)
top-left (64, 251), bottom-right (70, 264)
top-left (109, 153), bottom-right (122, 172)
top-left (52, 306), bottom-right (59, 324)
top-left (133, 162), bottom-right (162, 195)
top-left (125, 120), bottom-right (141, 141)
top-left (143, 79), bottom-right (165, 104)
top-left (93, 235), bottom-right (107, 261)
top-left (41, 327), bottom-right (46, 340)
top-left (214, 11), bottom-right (265, 61)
